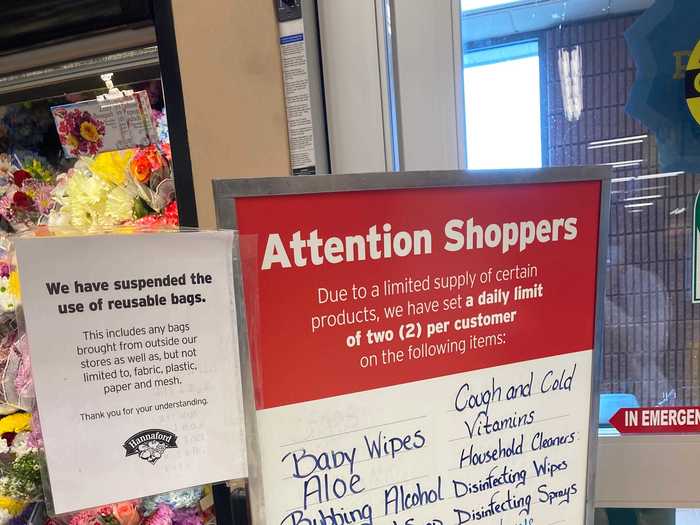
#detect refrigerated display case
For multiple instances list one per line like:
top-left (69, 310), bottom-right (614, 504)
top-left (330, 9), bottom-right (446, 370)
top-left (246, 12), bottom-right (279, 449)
top-left (0, 30), bottom-right (218, 525)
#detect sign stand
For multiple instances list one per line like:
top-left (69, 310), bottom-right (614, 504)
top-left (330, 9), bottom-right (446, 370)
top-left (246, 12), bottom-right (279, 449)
top-left (215, 168), bottom-right (610, 525)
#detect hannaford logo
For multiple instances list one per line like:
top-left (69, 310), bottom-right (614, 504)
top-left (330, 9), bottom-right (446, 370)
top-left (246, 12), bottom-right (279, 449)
top-left (123, 429), bottom-right (178, 465)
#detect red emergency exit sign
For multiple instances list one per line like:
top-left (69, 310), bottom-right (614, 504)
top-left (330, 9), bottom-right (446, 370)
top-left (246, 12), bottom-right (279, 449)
top-left (610, 406), bottom-right (700, 434)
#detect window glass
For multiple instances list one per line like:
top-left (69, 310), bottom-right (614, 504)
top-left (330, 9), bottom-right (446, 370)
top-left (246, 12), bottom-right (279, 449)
top-left (461, 0), bottom-right (525, 13)
top-left (461, 1), bottom-right (700, 426)
top-left (596, 508), bottom-right (700, 525)
top-left (463, 41), bottom-right (542, 169)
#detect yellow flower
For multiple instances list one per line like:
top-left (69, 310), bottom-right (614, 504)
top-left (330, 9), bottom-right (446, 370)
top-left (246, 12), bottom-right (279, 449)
top-left (25, 159), bottom-right (53, 183)
top-left (8, 271), bottom-right (20, 301)
top-left (0, 496), bottom-right (25, 515)
top-left (66, 134), bottom-right (79, 148)
top-left (79, 121), bottom-right (100, 142)
top-left (88, 150), bottom-right (134, 186)
top-left (0, 412), bottom-right (31, 434)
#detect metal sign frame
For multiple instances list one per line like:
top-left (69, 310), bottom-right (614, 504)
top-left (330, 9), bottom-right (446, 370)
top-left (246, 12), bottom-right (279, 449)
top-left (213, 167), bottom-right (611, 525)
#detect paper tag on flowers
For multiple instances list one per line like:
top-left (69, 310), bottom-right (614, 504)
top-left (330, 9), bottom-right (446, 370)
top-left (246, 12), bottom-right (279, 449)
top-left (51, 91), bottom-right (158, 158)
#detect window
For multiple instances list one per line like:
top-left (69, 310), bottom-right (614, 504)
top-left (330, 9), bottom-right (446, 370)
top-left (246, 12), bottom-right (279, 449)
top-left (463, 41), bottom-right (543, 169)
top-left (461, 0), bottom-right (525, 13)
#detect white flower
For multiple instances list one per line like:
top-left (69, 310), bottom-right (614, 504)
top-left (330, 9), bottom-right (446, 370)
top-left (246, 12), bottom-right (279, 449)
top-left (10, 432), bottom-right (31, 457)
top-left (0, 507), bottom-right (11, 525)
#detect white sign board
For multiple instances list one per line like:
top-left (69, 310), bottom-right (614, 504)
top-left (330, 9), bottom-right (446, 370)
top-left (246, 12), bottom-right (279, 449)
top-left (16, 232), bottom-right (247, 514)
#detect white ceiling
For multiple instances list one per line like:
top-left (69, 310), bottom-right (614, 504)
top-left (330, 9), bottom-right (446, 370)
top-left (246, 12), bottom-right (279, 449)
top-left (462, 0), bottom-right (654, 42)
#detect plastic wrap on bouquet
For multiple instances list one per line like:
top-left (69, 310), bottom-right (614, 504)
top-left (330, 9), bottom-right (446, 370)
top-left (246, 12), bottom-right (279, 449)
top-left (0, 336), bottom-right (34, 412)
top-left (48, 145), bottom-right (174, 231)
top-left (0, 332), bottom-right (18, 415)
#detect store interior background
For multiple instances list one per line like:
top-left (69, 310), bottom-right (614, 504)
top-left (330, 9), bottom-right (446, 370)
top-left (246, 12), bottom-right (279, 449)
top-left (0, 0), bottom-right (699, 524)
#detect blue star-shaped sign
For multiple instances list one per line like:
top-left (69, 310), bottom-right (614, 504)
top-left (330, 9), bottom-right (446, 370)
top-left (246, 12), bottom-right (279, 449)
top-left (625, 0), bottom-right (700, 171)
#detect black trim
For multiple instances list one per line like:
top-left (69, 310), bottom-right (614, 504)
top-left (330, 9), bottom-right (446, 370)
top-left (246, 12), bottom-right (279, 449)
top-left (152, 0), bottom-right (198, 227)
top-left (212, 483), bottom-right (234, 525)
top-left (312, 0), bottom-right (332, 174)
top-left (0, 0), bottom-right (153, 54)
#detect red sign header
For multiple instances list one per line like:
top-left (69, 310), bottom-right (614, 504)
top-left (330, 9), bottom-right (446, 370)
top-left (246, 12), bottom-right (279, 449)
top-left (236, 181), bottom-right (602, 409)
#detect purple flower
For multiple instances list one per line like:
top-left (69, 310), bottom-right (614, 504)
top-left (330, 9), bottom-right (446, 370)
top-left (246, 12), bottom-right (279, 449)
top-left (8, 502), bottom-right (35, 525)
top-left (172, 508), bottom-right (202, 525)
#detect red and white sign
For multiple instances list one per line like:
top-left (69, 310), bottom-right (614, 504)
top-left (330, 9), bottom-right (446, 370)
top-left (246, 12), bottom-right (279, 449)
top-left (610, 407), bottom-right (700, 434)
top-left (234, 179), bottom-right (603, 525)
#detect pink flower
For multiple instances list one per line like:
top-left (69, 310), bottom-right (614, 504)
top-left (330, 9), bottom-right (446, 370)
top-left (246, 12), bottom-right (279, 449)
top-left (0, 193), bottom-right (13, 221)
top-left (27, 411), bottom-right (43, 449)
top-left (172, 508), bottom-right (203, 525)
top-left (23, 180), bottom-right (54, 214)
top-left (69, 509), bottom-right (98, 525)
top-left (143, 504), bottom-right (174, 525)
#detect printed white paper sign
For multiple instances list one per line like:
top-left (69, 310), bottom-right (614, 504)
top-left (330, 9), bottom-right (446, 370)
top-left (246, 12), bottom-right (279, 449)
top-left (16, 232), bottom-right (247, 514)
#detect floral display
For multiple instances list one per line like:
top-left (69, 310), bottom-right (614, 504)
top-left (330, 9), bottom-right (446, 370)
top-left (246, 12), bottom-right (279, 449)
top-left (16, 154), bottom-right (55, 184)
top-left (0, 105), bottom-right (53, 151)
top-left (9, 503), bottom-right (38, 525)
top-left (0, 413), bottom-right (30, 435)
top-left (0, 154), bottom-right (56, 232)
top-left (0, 265), bottom-right (20, 313)
top-left (48, 162), bottom-right (137, 229)
top-left (0, 93), bottom-right (213, 525)
top-left (54, 109), bottom-right (106, 157)
top-left (0, 412), bottom-right (43, 521)
top-left (57, 491), bottom-right (208, 525)
top-left (142, 505), bottom-right (173, 525)
top-left (134, 201), bottom-right (179, 229)
top-left (138, 489), bottom-right (203, 517)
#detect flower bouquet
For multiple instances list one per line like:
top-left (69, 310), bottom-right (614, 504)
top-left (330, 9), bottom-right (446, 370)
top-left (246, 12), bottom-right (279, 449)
top-left (0, 411), bottom-right (44, 524)
top-left (0, 154), bottom-right (55, 233)
top-left (57, 486), bottom-right (210, 525)
top-left (48, 143), bottom-right (176, 232)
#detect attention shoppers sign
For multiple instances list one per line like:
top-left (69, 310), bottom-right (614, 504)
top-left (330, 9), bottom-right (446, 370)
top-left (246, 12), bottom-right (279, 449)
top-left (215, 170), bottom-right (608, 525)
